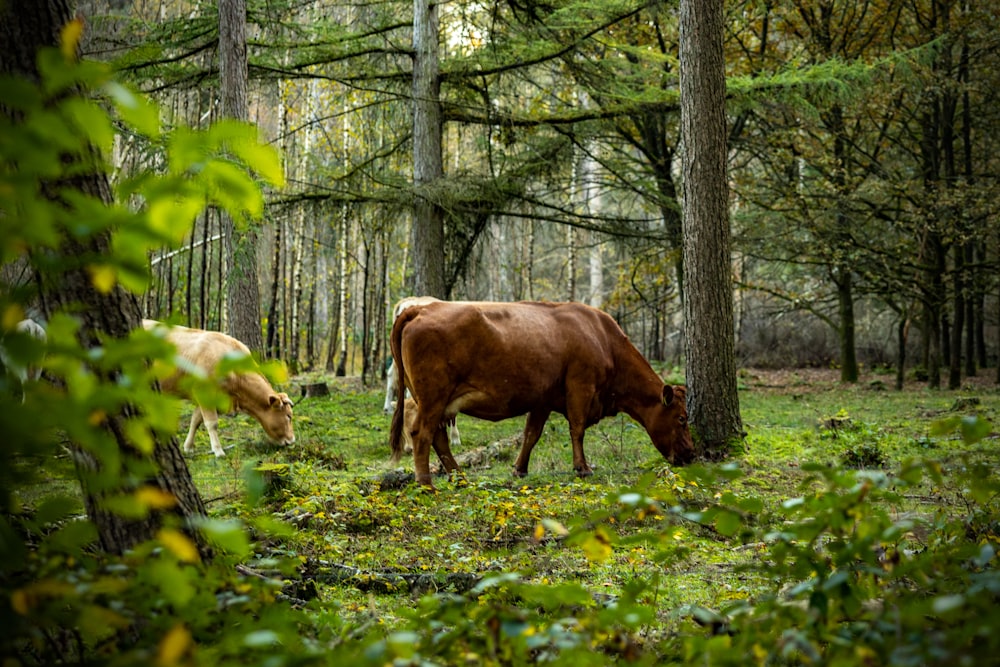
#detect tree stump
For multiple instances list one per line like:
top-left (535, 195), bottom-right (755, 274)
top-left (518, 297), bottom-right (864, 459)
top-left (300, 382), bottom-right (329, 399)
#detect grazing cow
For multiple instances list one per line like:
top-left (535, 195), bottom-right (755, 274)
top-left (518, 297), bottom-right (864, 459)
top-left (144, 319), bottom-right (295, 457)
top-left (389, 300), bottom-right (694, 487)
top-left (383, 296), bottom-right (461, 448)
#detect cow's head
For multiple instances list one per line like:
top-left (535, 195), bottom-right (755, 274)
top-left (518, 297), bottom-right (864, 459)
top-left (648, 384), bottom-right (695, 465)
top-left (262, 392), bottom-right (295, 445)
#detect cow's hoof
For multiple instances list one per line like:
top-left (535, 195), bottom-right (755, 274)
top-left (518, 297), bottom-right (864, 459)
top-left (415, 473), bottom-right (436, 491)
top-left (511, 466), bottom-right (528, 477)
top-left (574, 466), bottom-right (594, 478)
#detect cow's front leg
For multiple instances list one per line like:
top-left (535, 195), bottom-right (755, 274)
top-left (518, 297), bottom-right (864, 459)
top-left (512, 410), bottom-right (551, 476)
top-left (201, 407), bottom-right (226, 457)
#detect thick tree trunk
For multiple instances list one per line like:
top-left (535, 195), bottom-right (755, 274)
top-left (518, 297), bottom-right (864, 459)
top-left (219, 0), bottom-right (263, 353)
top-left (411, 0), bottom-right (446, 297)
top-left (0, 0), bottom-right (209, 559)
top-left (679, 0), bottom-right (742, 455)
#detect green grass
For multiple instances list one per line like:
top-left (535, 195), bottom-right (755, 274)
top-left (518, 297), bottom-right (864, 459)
top-left (158, 371), bottom-right (1000, 634)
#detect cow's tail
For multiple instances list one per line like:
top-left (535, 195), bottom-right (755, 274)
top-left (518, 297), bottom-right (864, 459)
top-left (388, 307), bottom-right (418, 463)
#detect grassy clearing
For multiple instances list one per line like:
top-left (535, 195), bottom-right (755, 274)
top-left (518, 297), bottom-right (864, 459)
top-left (160, 367), bottom-right (1000, 637)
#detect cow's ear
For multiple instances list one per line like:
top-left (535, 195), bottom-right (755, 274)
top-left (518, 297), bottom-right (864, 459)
top-left (269, 394), bottom-right (282, 408)
top-left (661, 385), bottom-right (675, 406)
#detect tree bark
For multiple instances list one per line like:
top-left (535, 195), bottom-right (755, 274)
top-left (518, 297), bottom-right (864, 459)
top-left (679, 0), bottom-right (742, 455)
top-left (219, 0), bottom-right (264, 354)
top-left (0, 0), bottom-right (209, 559)
top-left (411, 0), bottom-right (446, 298)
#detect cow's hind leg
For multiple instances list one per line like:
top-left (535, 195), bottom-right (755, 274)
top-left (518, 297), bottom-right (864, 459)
top-left (182, 408), bottom-right (204, 454)
top-left (431, 427), bottom-right (461, 477)
top-left (410, 412), bottom-right (441, 488)
top-left (512, 410), bottom-right (551, 477)
top-left (566, 415), bottom-right (593, 477)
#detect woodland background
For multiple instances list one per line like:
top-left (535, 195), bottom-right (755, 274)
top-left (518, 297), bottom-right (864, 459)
top-left (4, 2), bottom-right (1000, 665)
top-left (66, 0), bottom-right (1000, 388)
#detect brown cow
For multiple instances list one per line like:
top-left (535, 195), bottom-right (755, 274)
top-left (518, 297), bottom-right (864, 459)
top-left (144, 320), bottom-right (295, 457)
top-left (389, 301), bottom-right (694, 487)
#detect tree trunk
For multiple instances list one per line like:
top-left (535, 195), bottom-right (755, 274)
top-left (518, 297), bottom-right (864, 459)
top-left (219, 0), bottom-right (263, 354)
top-left (834, 267), bottom-right (858, 383)
top-left (335, 206), bottom-right (349, 376)
top-left (949, 243), bottom-right (965, 389)
top-left (267, 220), bottom-right (281, 358)
top-left (411, 0), bottom-right (446, 298)
top-left (679, 0), bottom-right (742, 455)
top-left (0, 0), bottom-right (209, 559)
top-left (895, 312), bottom-right (907, 391)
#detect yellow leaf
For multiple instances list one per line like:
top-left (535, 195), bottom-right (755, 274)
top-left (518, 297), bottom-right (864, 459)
top-left (11, 579), bottom-right (75, 614)
top-left (533, 523), bottom-right (545, 542)
top-left (88, 264), bottom-right (117, 293)
top-left (2, 305), bottom-right (25, 330)
top-left (135, 486), bottom-right (178, 510)
top-left (156, 623), bottom-right (192, 667)
top-left (10, 589), bottom-right (29, 615)
top-left (60, 17), bottom-right (85, 61)
top-left (580, 527), bottom-right (613, 563)
top-left (157, 528), bottom-right (200, 564)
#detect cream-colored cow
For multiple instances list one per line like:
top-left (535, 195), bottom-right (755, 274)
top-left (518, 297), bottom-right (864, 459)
top-left (144, 320), bottom-right (294, 457)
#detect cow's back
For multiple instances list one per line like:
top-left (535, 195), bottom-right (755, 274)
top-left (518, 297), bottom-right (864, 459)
top-left (145, 320), bottom-right (251, 389)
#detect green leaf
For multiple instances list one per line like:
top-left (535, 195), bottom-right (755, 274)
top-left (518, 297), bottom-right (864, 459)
top-left (148, 559), bottom-right (196, 607)
top-left (230, 140), bottom-right (285, 188)
top-left (198, 518), bottom-right (251, 557)
top-left (104, 81), bottom-right (160, 138)
top-left (518, 582), bottom-right (593, 609)
top-left (929, 416), bottom-right (961, 437)
top-left (35, 495), bottom-right (79, 526)
top-left (243, 630), bottom-right (280, 647)
top-left (46, 520), bottom-right (98, 554)
top-left (959, 416), bottom-right (991, 445)
top-left (932, 594), bottom-right (965, 614)
top-left (715, 509), bottom-right (742, 537)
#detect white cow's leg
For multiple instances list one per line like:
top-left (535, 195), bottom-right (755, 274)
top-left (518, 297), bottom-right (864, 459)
top-left (383, 361), bottom-right (397, 413)
top-left (201, 407), bottom-right (226, 457)
top-left (182, 408), bottom-right (203, 454)
top-left (447, 418), bottom-right (461, 447)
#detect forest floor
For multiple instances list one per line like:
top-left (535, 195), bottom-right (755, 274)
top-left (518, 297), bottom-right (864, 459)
top-left (17, 364), bottom-right (1000, 662)
top-left (162, 365), bottom-right (1000, 636)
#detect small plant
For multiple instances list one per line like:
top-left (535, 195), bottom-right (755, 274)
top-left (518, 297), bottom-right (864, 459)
top-left (840, 441), bottom-right (887, 468)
